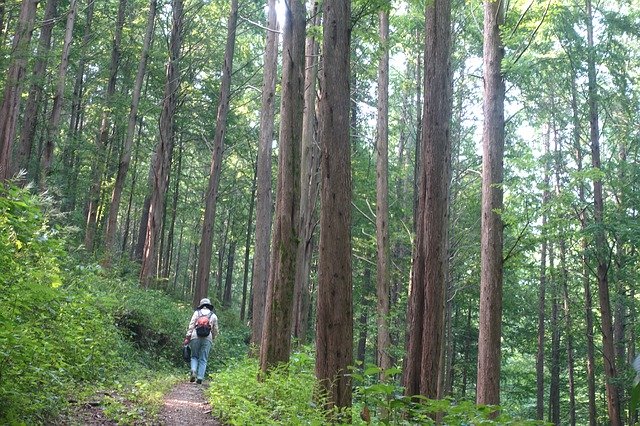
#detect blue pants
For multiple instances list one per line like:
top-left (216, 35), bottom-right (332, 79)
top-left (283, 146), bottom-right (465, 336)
top-left (189, 338), bottom-right (212, 380)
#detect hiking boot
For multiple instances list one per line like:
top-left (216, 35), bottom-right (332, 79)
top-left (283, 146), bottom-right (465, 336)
top-left (190, 371), bottom-right (196, 382)
top-left (196, 378), bottom-right (202, 384)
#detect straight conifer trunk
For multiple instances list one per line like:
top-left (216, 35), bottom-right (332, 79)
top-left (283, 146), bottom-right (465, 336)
top-left (250, 0), bottom-right (278, 348)
top-left (40, 0), bottom-right (78, 187)
top-left (15, 0), bottom-right (57, 177)
top-left (104, 0), bottom-right (157, 263)
top-left (586, 0), bottom-right (620, 422)
top-left (476, 0), bottom-right (505, 407)
top-left (193, 0), bottom-right (238, 305)
top-left (375, 6), bottom-right (391, 377)
top-left (0, 0), bottom-right (39, 181)
top-left (403, 0), bottom-right (452, 399)
top-left (259, 0), bottom-right (305, 372)
top-left (140, 0), bottom-right (183, 287)
top-left (316, 0), bottom-right (353, 409)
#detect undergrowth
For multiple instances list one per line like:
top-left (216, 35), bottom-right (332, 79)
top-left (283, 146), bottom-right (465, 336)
top-left (0, 182), bottom-right (247, 424)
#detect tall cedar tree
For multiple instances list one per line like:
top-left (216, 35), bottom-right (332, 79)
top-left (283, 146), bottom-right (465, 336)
top-left (40, 0), bottom-right (78, 188)
top-left (376, 4), bottom-right (392, 376)
top-left (140, 0), bottom-right (183, 287)
top-left (403, 0), bottom-right (452, 398)
top-left (0, 0), bottom-right (39, 181)
top-left (586, 0), bottom-right (621, 421)
top-left (292, 0), bottom-right (320, 345)
top-left (104, 0), bottom-right (157, 264)
top-left (316, 0), bottom-right (353, 409)
top-left (476, 0), bottom-right (505, 407)
top-left (259, 0), bottom-right (305, 372)
top-left (250, 0), bottom-right (278, 348)
top-left (193, 0), bottom-right (239, 304)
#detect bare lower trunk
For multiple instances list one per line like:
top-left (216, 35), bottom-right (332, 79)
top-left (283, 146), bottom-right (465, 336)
top-left (0, 0), bottom-right (39, 181)
top-left (476, 0), bottom-right (505, 407)
top-left (104, 0), bottom-right (157, 263)
top-left (316, 0), bottom-right (353, 409)
top-left (250, 0), bottom-right (278, 349)
top-left (41, 0), bottom-right (78, 188)
top-left (194, 0), bottom-right (238, 304)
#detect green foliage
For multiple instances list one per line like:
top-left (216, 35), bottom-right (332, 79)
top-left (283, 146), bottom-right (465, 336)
top-left (207, 348), bottom-right (328, 425)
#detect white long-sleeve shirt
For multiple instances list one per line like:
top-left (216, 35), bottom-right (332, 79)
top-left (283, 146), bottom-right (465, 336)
top-left (186, 307), bottom-right (219, 341)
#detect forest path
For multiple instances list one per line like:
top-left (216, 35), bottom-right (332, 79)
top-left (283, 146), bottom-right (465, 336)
top-left (158, 380), bottom-right (222, 425)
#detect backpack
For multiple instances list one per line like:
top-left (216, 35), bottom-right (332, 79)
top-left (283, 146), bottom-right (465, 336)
top-left (195, 310), bottom-right (213, 337)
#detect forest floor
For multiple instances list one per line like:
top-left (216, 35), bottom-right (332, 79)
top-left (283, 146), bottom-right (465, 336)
top-left (57, 380), bottom-right (222, 425)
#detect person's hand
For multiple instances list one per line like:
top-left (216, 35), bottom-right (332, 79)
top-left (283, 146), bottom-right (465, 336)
top-left (183, 337), bottom-right (190, 346)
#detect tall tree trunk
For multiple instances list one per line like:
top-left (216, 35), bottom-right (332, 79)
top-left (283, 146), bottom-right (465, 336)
top-left (104, 0), bottom-right (157, 264)
top-left (476, 0), bottom-right (505, 407)
top-left (356, 266), bottom-right (371, 365)
top-left (292, 0), bottom-right (319, 346)
top-left (375, 4), bottom-right (391, 378)
top-left (162, 136), bottom-right (183, 279)
top-left (403, 0), bottom-right (452, 399)
top-left (536, 126), bottom-right (551, 421)
top-left (0, 0), bottom-right (39, 181)
top-left (193, 0), bottom-right (238, 305)
top-left (571, 65), bottom-right (597, 425)
top-left (15, 0), bottom-right (57, 178)
top-left (549, 244), bottom-right (560, 425)
top-left (40, 0), bottom-right (78, 188)
top-left (62, 0), bottom-right (94, 212)
top-left (241, 166), bottom-right (257, 322)
top-left (259, 0), bottom-right (305, 373)
top-left (84, 0), bottom-right (127, 252)
top-left (223, 240), bottom-right (236, 308)
top-left (140, 0), bottom-right (183, 287)
top-left (586, 0), bottom-right (620, 422)
top-left (316, 0), bottom-right (352, 409)
top-left (250, 0), bottom-right (278, 348)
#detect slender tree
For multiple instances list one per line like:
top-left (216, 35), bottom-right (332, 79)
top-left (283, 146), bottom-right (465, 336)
top-left (375, 1), bottom-right (391, 377)
top-left (140, 0), bottom-right (184, 287)
top-left (292, 0), bottom-right (320, 345)
top-left (84, 0), bottom-right (127, 252)
top-left (316, 0), bottom-right (353, 409)
top-left (585, 0), bottom-right (620, 422)
top-left (0, 0), bottom-right (39, 181)
top-left (193, 0), bottom-right (239, 305)
top-left (104, 0), bottom-right (157, 264)
top-left (403, 0), bottom-right (452, 399)
top-left (40, 0), bottom-right (79, 187)
top-left (250, 0), bottom-right (278, 348)
top-left (15, 0), bottom-right (57, 177)
top-left (259, 0), bottom-right (305, 372)
top-left (476, 0), bottom-right (505, 407)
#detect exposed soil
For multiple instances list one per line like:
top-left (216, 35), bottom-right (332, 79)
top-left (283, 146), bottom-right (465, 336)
top-left (56, 380), bottom-right (222, 425)
top-left (157, 381), bottom-right (221, 425)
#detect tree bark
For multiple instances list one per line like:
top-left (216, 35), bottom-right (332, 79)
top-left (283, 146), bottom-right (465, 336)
top-left (104, 0), bottom-right (157, 264)
top-left (140, 0), bottom-right (183, 287)
top-left (549, 243), bottom-right (560, 425)
top-left (15, 0), bottom-right (57, 178)
top-left (259, 0), bottom-right (305, 373)
top-left (223, 240), bottom-right (236, 308)
top-left (250, 0), bottom-right (278, 349)
top-left (0, 0), bottom-right (39, 181)
top-left (403, 0), bottom-right (452, 399)
top-left (316, 0), bottom-right (353, 409)
top-left (586, 0), bottom-right (621, 422)
top-left (193, 0), bottom-right (238, 304)
top-left (241, 167), bottom-right (257, 322)
top-left (292, 0), bottom-right (319, 346)
top-left (476, 0), bottom-right (505, 407)
top-left (375, 4), bottom-right (391, 379)
top-left (84, 0), bottom-right (127, 252)
top-left (40, 0), bottom-right (78, 188)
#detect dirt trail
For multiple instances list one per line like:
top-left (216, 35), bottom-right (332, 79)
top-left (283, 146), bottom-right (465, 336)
top-left (158, 381), bottom-right (221, 425)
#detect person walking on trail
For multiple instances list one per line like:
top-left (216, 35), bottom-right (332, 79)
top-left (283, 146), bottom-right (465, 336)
top-left (184, 298), bottom-right (219, 384)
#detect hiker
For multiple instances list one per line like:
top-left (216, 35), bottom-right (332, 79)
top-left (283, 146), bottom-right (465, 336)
top-left (183, 298), bottom-right (219, 384)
